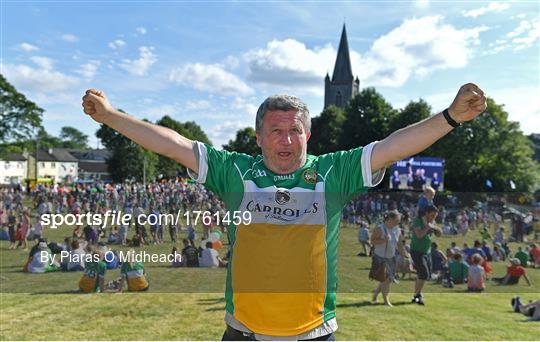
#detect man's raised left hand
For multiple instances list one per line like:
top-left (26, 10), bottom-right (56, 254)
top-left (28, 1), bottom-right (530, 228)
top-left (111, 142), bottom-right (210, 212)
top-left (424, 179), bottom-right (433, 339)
top-left (448, 83), bottom-right (487, 123)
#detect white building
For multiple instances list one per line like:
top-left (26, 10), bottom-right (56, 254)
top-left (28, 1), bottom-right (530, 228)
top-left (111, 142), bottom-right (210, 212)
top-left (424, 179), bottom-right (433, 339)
top-left (0, 153), bottom-right (27, 185)
top-left (49, 149), bottom-right (78, 183)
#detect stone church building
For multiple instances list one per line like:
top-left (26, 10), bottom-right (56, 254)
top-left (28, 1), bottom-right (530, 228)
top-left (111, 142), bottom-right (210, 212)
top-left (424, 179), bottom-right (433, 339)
top-left (324, 24), bottom-right (360, 109)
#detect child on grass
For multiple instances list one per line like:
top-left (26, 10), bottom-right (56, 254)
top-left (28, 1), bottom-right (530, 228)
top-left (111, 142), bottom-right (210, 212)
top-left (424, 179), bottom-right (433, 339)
top-left (467, 254), bottom-right (486, 292)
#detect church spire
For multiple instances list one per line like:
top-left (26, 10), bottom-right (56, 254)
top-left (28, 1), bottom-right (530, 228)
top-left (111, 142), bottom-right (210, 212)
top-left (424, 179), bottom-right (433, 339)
top-left (331, 24), bottom-right (353, 82)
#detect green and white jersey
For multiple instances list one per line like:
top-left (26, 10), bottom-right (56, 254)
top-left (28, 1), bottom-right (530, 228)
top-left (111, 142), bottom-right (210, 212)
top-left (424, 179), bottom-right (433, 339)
top-left (188, 141), bottom-right (384, 337)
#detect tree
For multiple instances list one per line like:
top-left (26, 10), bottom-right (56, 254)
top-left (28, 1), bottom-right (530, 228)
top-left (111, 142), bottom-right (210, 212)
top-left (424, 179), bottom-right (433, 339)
top-left (391, 99), bottom-right (432, 132)
top-left (427, 98), bottom-right (539, 192)
top-left (59, 126), bottom-right (88, 149)
top-left (308, 105), bottom-right (345, 155)
top-left (0, 74), bottom-right (43, 142)
top-left (528, 133), bottom-right (540, 163)
top-left (96, 110), bottom-right (158, 182)
top-left (340, 87), bottom-right (398, 150)
top-left (223, 127), bottom-right (260, 157)
top-left (36, 127), bottom-right (62, 149)
top-left (155, 116), bottom-right (212, 178)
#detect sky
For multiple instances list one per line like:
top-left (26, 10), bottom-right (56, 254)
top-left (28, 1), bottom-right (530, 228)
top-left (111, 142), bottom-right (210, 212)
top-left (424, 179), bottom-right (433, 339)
top-left (2, 0), bottom-right (539, 149)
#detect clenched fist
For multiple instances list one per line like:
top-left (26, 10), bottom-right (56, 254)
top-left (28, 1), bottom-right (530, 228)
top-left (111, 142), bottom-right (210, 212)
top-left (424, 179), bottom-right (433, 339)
top-left (82, 89), bottom-right (113, 123)
top-left (448, 83), bottom-right (487, 123)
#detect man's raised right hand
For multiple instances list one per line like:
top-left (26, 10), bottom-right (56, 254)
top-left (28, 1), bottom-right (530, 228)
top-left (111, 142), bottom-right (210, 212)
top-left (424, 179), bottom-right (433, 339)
top-left (82, 89), bottom-right (113, 123)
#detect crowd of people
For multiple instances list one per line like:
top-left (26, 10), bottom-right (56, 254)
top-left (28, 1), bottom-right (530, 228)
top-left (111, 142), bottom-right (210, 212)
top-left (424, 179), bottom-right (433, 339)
top-left (0, 180), bottom-right (231, 293)
top-left (358, 187), bottom-right (538, 306)
top-left (1, 182), bottom-right (538, 298)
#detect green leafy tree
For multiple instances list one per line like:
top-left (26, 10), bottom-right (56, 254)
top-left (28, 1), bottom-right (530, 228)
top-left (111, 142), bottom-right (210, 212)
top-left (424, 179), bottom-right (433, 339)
top-left (391, 99), bottom-right (432, 132)
top-left (36, 127), bottom-right (62, 149)
top-left (0, 74), bottom-right (43, 142)
top-left (96, 110), bottom-right (158, 182)
top-left (340, 87), bottom-right (398, 150)
top-left (427, 98), bottom-right (539, 192)
top-left (528, 133), bottom-right (540, 163)
top-left (59, 126), bottom-right (89, 149)
top-left (223, 127), bottom-right (261, 157)
top-left (154, 116), bottom-right (212, 178)
top-left (308, 105), bottom-right (345, 155)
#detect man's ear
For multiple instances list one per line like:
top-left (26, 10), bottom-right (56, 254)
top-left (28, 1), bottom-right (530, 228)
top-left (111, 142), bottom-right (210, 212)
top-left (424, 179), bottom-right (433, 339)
top-left (306, 131), bottom-right (311, 142)
top-left (256, 133), bottom-right (262, 147)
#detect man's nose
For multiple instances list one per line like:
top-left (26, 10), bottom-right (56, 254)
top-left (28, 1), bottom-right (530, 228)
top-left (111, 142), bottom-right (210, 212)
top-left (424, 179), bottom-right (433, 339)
top-left (279, 132), bottom-right (292, 145)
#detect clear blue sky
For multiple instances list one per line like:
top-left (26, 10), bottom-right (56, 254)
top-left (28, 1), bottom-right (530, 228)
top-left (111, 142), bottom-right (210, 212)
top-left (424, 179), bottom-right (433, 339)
top-left (2, 1), bottom-right (539, 148)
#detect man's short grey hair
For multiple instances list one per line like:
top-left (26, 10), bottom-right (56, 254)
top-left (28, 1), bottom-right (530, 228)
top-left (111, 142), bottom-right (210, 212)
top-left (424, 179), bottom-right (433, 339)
top-left (255, 94), bottom-right (311, 133)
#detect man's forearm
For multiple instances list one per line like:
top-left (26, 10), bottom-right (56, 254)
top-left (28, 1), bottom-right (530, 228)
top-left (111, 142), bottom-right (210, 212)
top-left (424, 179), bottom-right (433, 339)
top-left (371, 112), bottom-right (453, 172)
top-left (103, 109), bottom-right (198, 172)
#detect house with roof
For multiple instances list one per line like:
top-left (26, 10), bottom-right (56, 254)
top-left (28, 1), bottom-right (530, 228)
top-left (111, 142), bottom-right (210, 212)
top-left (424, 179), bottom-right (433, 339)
top-left (0, 153), bottom-right (28, 185)
top-left (68, 149), bottom-right (112, 182)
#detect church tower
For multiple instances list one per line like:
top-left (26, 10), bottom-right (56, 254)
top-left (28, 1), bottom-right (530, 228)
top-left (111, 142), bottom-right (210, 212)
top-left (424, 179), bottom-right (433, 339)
top-left (324, 24), bottom-right (360, 109)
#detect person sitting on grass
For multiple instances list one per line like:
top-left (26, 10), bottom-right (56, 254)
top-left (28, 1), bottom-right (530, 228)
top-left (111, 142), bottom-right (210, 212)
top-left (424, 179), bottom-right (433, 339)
top-left (530, 243), bottom-right (540, 268)
top-left (26, 241), bottom-right (59, 273)
top-left (430, 242), bottom-right (448, 283)
top-left (492, 242), bottom-right (506, 262)
top-left (171, 246), bottom-right (183, 267)
top-left (467, 253), bottom-right (486, 292)
top-left (514, 246), bottom-right (529, 267)
top-left (481, 241), bottom-right (493, 262)
top-left (448, 253), bottom-right (468, 286)
top-left (78, 246), bottom-right (107, 293)
top-left (199, 241), bottom-right (226, 268)
top-left (181, 238), bottom-right (199, 267)
top-left (63, 239), bottom-right (86, 272)
top-left (492, 258), bottom-right (532, 286)
top-left (511, 297), bottom-right (540, 321)
top-left (118, 252), bottom-right (149, 292)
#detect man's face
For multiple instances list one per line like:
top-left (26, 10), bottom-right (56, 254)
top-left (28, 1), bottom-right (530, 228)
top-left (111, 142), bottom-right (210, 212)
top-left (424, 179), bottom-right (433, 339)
top-left (256, 109), bottom-right (311, 174)
top-left (387, 215), bottom-right (401, 227)
top-left (426, 211), bottom-right (438, 223)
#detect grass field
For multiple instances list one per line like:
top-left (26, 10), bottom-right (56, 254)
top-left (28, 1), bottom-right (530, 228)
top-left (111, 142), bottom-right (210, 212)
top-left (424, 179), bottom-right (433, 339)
top-left (1, 221), bottom-right (539, 340)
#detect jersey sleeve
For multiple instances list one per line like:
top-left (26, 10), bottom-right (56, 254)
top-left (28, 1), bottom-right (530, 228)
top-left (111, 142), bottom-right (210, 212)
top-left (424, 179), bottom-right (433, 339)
top-left (187, 142), bottom-right (240, 195)
top-left (325, 141), bottom-right (385, 195)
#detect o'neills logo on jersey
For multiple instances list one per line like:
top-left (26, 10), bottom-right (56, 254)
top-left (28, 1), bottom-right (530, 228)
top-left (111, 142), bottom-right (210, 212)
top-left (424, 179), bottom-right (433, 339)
top-left (245, 200), bottom-right (319, 220)
top-left (274, 174), bottom-right (294, 182)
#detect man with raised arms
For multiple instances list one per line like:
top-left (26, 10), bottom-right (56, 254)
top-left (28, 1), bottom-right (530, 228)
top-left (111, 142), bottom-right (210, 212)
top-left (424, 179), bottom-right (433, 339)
top-left (82, 83), bottom-right (486, 340)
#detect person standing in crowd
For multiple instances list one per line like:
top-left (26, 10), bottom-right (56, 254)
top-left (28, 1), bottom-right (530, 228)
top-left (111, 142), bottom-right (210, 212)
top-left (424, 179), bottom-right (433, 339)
top-left (357, 220), bottom-right (371, 257)
top-left (370, 210), bottom-right (408, 306)
top-left (410, 205), bottom-right (441, 305)
top-left (7, 210), bottom-right (17, 249)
